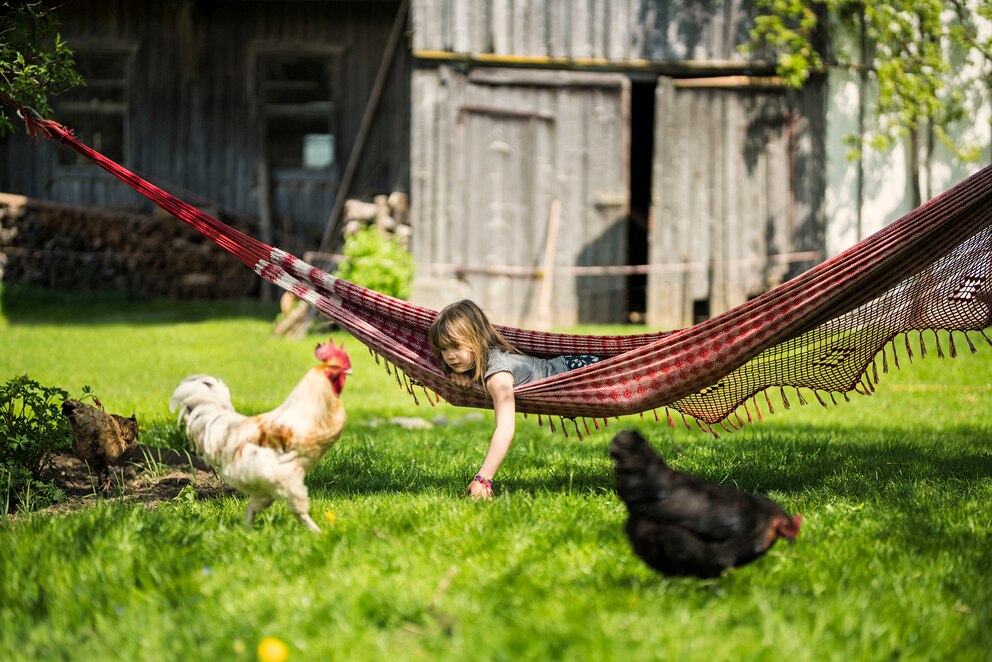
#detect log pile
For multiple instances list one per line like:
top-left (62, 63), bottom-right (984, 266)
top-left (342, 191), bottom-right (410, 247)
top-left (0, 194), bottom-right (258, 299)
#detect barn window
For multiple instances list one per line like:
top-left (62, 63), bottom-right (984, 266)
top-left (55, 48), bottom-right (132, 166)
top-left (257, 52), bottom-right (340, 171)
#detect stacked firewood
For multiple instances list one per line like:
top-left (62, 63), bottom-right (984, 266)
top-left (272, 191), bottom-right (411, 338)
top-left (0, 194), bottom-right (258, 299)
top-left (342, 191), bottom-right (410, 247)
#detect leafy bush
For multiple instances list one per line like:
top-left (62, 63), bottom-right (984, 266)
top-left (334, 226), bottom-right (414, 300)
top-left (0, 374), bottom-right (74, 512)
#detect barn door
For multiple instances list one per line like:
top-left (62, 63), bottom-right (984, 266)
top-left (255, 48), bottom-right (343, 253)
top-left (647, 77), bottom-right (796, 330)
top-left (415, 68), bottom-right (630, 327)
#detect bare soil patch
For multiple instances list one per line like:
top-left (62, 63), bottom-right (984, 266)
top-left (39, 444), bottom-right (234, 515)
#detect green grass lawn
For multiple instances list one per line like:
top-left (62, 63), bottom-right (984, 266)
top-left (1, 291), bottom-right (991, 661)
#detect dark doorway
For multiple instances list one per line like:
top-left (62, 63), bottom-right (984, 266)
top-left (627, 77), bottom-right (655, 323)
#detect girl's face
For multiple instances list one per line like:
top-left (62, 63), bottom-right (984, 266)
top-left (439, 344), bottom-right (475, 374)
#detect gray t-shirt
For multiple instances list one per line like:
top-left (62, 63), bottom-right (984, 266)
top-left (484, 348), bottom-right (601, 386)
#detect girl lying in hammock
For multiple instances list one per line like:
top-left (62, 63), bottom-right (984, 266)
top-left (428, 299), bottom-right (603, 499)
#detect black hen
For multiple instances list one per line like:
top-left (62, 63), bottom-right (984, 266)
top-left (610, 430), bottom-right (801, 578)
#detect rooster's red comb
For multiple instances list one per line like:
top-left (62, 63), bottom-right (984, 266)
top-left (315, 340), bottom-right (350, 366)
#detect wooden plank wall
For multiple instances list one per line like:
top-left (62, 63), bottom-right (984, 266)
top-left (0, 0), bottom-right (409, 253)
top-left (412, 0), bottom-right (749, 61)
top-left (648, 78), bottom-right (802, 329)
top-left (411, 67), bottom-right (630, 327)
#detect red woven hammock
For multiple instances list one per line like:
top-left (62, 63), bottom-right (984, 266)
top-left (12, 109), bottom-right (992, 435)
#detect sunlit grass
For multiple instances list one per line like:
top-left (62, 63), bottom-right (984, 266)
top-left (1, 292), bottom-right (990, 660)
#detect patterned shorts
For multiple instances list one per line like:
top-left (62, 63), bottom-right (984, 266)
top-left (561, 354), bottom-right (604, 371)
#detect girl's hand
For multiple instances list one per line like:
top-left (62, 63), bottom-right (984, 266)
top-left (463, 475), bottom-right (494, 499)
top-left (448, 372), bottom-right (474, 388)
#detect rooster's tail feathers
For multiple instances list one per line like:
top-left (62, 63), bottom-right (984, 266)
top-left (169, 375), bottom-right (243, 458)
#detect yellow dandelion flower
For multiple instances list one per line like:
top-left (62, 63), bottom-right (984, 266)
top-left (257, 636), bottom-right (288, 662)
top-left (324, 509), bottom-right (336, 524)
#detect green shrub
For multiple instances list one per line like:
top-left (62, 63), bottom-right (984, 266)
top-left (0, 374), bottom-right (74, 512)
top-left (334, 226), bottom-right (414, 300)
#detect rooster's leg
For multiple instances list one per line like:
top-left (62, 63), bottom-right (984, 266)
top-left (245, 495), bottom-right (274, 526)
top-left (282, 481), bottom-right (320, 533)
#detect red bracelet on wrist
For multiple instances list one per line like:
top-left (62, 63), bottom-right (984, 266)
top-left (473, 474), bottom-right (493, 490)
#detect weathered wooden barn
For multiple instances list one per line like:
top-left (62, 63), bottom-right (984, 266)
top-left (0, 0), bottom-right (411, 258)
top-left (409, 0), bottom-right (826, 329)
top-left (1, 0), bottom-right (827, 329)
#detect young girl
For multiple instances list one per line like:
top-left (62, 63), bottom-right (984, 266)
top-left (428, 299), bottom-right (602, 499)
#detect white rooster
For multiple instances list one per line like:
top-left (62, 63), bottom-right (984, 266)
top-left (170, 341), bottom-right (351, 532)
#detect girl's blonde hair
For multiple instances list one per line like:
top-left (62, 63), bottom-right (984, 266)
top-left (428, 300), bottom-right (518, 387)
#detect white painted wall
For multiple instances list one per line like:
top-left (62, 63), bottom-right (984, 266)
top-left (823, 6), bottom-right (992, 258)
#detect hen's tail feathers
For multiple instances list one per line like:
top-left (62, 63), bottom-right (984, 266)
top-left (169, 375), bottom-right (241, 457)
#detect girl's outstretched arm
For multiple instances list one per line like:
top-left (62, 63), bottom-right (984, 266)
top-left (464, 371), bottom-right (515, 499)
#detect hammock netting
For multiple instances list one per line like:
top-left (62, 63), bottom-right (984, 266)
top-left (12, 108), bottom-right (992, 436)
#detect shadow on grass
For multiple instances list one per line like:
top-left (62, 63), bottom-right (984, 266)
top-left (313, 422), bottom-right (992, 502)
top-left (1, 284), bottom-right (278, 326)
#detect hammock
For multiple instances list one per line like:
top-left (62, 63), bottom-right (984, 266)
top-left (10, 106), bottom-right (992, 436)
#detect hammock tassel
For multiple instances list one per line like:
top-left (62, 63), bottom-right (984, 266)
top-left (743, 402), bottom-right (753, 424)
top-left (892, 339), bottom-right (901, 369)
top-left (752, 396), bottom-right (764, 422)
top-left (905, 334), bottom-right (915, 363)
top-left (573, 419), bottom-right (583, 441)
top-left (764, 390), bottom-right (775, 414)
top-left (948, 332), bottom-right (958, 358)
top-left (781, 387), bottom-right (791, 410)
top-left (935, 330), bottom-right (945, 359)
top-left (964, 332), bottom-right (978, 354)
top-left (558, 417), bottom-right (567, 437)
top-left (814, 390), bottom-right (829, 408)
top-left (981, 330), bottom-right (992, 347)
top-left (829, 391), bottom-right (838, 406)
top-left (919, 331), bottom-right (928, 359)
top-left (422, 386), bottom-right (436, 407)
top-left (682, 413), bottom-right (692, 431)
top-left (881, 345), bottom-right (889, 373)
top-left (871, 358), bottom-right (879, 385)
top-left (537, 415), bottom-right (544, 428)
top-left (666, 408), bottom-right (676, 428)
top-left (796, 389), bottom-right (808, 406)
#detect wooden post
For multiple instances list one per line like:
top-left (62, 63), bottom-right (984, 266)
top-left (531, 198), bottom-right (561, 329)
top-left (318, 0), bottom-right (409, 255)
top-left (256, 158), bottom-right (273, 301)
